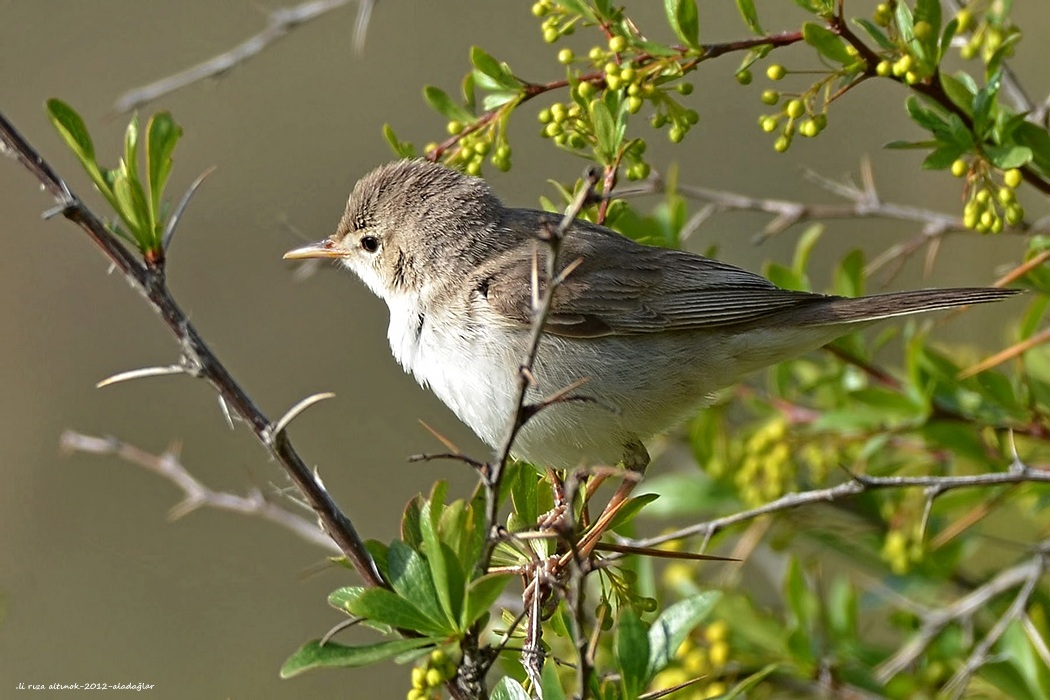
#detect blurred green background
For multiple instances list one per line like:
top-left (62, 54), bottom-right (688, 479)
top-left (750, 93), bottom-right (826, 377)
top-left (1, 2), bottom-right (1046, 698)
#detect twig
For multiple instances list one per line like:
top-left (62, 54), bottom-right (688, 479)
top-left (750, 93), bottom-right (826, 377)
top-left (479, 167), bottom-right (602, 571)
top-left (112, 0), bottom-right (370, 113)
top-left (60, 431), bottom-right (338, 551)
top-left (625, 466), bottom-right (1050, 552)
top-left (875, 545), bottom-right (1048, 684)
top-left (0, 111), bottom-right (384, 589)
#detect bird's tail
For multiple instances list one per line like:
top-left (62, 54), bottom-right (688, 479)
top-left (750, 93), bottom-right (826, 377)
top-left (784, 287), bottom-right (1021, 326)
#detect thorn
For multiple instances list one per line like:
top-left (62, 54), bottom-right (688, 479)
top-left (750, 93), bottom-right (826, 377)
top-left (272, 391), bottom-right (336, 436)
top-left (417, 419), bottom-right (461, 453)
top-left (164, 166), bottom-right (217, 251)
top-left (96, 364), bottom-right (186, 388)
top-left (218, 395), bottom-right (235, 430)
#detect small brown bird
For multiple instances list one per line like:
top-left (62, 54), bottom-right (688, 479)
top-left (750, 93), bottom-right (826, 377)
top-left (286, 160), bottom-right (1017, 527)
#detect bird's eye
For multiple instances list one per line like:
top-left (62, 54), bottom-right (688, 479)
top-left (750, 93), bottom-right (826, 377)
top-left (360, 235), bottom-right (379, 253)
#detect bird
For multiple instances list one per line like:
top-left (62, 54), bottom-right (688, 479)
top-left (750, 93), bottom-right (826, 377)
top-left (284, 159), bottom-right (1017, 546)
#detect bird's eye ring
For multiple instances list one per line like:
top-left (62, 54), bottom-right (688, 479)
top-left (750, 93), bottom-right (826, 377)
top-left (360, 235), bottom-right (380, 253)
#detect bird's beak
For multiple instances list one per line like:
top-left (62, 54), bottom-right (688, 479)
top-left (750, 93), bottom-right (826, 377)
top-left (283, 238), bottom-right (345, 260)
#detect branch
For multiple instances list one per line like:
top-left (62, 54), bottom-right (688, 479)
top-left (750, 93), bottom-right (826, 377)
top-left (0, 111), bottom-right (384, 589)
top-left (113, 0), bottom-right (372, 113)
top-left (625, 465), bottom-right (1050, 552)
top-left (874, 544), bottom-right (1048, 684)
top-left (479, 167), bottom-right (602, 571)
top-left (60, 431), bottom-right (338, 552)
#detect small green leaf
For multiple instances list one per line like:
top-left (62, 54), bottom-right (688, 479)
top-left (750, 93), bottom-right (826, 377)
top-left (481, 90), bottom-right (519, 111)
top-left (664, 0), bottom-right (700, 49)
top-left (721, 664), bottom-right (781, 699)
top-left (608, 493), bottom-right (660, 533)
top-left (423, 85), bottom-right (473, 123)
top-left (345, 587), bottom-right (447, 635)
top-left (922, 144), bottom-right (966, 170)
top-left (792, 223), bottom-right (823, 277)
top-left (46, 98), bottom-right (97, 163)
top-left (470, 46), bottom-right (517, 90)
top-left (852, 18), bottom-right (894, 50)
top-left (590, 99), bottom-right (617, 162)
top-left (145, 112), bottom-right (180, 223)
top-left (420, 486), bottom-right (457, 625)
top-left (802, 22), bottom-right (854, 66)
top-left (490, 677), bottom-right (531, 700)
top-left (648, 592), bottom-right (722, 676)
top-left (112, 174), bottom-right (147, 240)
top-left (616, 608), bottom-right (650, 698)
top-left (463, 574), bottom-right (511, 628)
top-left (985, 144), bottom-right (1033, 169)
top-left (280, 637), bottom-right (439, 678)
top-left (734, 0), bottom-right (762, 34)
top-left (541, 660), bottom-right (568, 700)
top-left (387, 541), bottom-right (448, 630)
top-left (939, 72), bottom-right (975, 115)
top-left (381, 124), bottom-right (415, 159)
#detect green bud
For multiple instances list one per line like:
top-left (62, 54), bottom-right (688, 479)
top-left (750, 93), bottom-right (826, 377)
top-left (588, 46), bottom-right (604, 61)
top-left (785, 99), bottom-right (804, 118)
top-left (578, 81), bottom-right (597, 98)
top-left (651, 113), bottom-right (667, 128)
top-left (1005, 204), bottom-right (1024, 226)
top-left (543, 27), bottom-right (559, 43)
top-left (530, 2), bottom-right (547, 17)
top-left (760, 116), bottom-right (779, 133)
top-left (876, 60), bottom-right (892, 76)
top-left (627, 96), bottom-right (643, 113)
top-left (676, 82), bottom-right (694, 95)
top-left (683, 109), bottom-right (700, 125)
top-left (761, 89), bottom-right (779, 105)
top-left (913, 21), bottom-right (933, 41)
top-left (950, 158), bottom-right (968, 178)
top-left (558, 48), bottom-right (574, 64)
top-left (608, 35), bottom-right (627, 53)
top-left (774, 135), bottom-right (790, 152)
top-left (736, 69), bottom-right (753, 85)
top-left (669, 126), bottom-right (685, 143)
top-left (766, 64), bottom-right (786, 81)
top-left (620, 67), bottom-right (636, 83)
top-left (538, 108), bottom-right (552, 124)
top-left (1004, 168), bottom-right (1022, 188)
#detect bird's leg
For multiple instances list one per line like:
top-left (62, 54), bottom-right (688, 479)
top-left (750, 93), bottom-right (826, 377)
top-left (563, 440), bottom-right (650, 562)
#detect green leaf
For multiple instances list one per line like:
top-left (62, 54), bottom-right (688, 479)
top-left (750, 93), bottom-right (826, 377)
top-left (636, 472), bottom-right (731, 518)
top-left (664, 0), bottom-right (700, 49)
top-left (46, 99), bottom-right (121, 212)
top-left (387, 541), bottom-right (448, 630)
top-left (616, 608), bottom-right (650, 698)
top-left (939, 72), bottom-right (975, 115)
top-left (463, 573), bottom-right (510, 628)
top-left (420, 486), bottom-right (458, 626)
top-left (590, 98), bottom-right (617, 162)
top-left (1015, 122), bottom-right (1050, 176)
top-left (608, 493), bottom-right (659, 533)
top-left (541, 659), bottom-right (568, 700)
top-left (470, 46), bottom-right (517, 90)
top-left (280, 637), bottom-right (440, 678)
top-left (833, 249), bottom-right (864, 297)
top-left (344, 587), bottom-right (449, 635)
top-left (922, 144), bottom-right (966, 170)
top-left (802, 22), bottom-right (854, 66)
top-left (381, 124), bottom-right (415, 159)
top-left (884, 139), bottom-right (939, 150)
top-left (852, 18), bottom-right (894, 50)
top-left (647, 592), bottom-right (722, 676)
top-left (112, 174), bottom-right (147, 240)
top-left (423, 85), bottom-right (472, 123)
top-left (491, 676), bottom-right (531, 700)
top-left (734, 0), bottom-right (762, 34)
top-left (792, 223), bottom-right (823, 277)
top-left (721, 664), bottom-right (780, 698)
top-left (905, 96), bottom-right (949, 135)
top-left (481, 90), bottom-right (519, 111)
top-left (144, 112), bottom-right (180, 227)
top-left (46, 98), bottom-right (96, 163)
top-left (984, 144), bottom-right (1032, 169)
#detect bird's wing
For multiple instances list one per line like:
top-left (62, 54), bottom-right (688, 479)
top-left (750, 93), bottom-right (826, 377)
top-left (475, 217), bottom-right (833, 338)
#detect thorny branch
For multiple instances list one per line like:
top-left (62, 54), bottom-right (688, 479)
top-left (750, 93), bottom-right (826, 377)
top-left (625, 462), bottom-right (1050, 553)
top-left (60, 430), bottom-right (339, 552)
top-left (113, 0), bottom-right (373, 113)
top-left (0, 111), bottom-right (385, 590)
